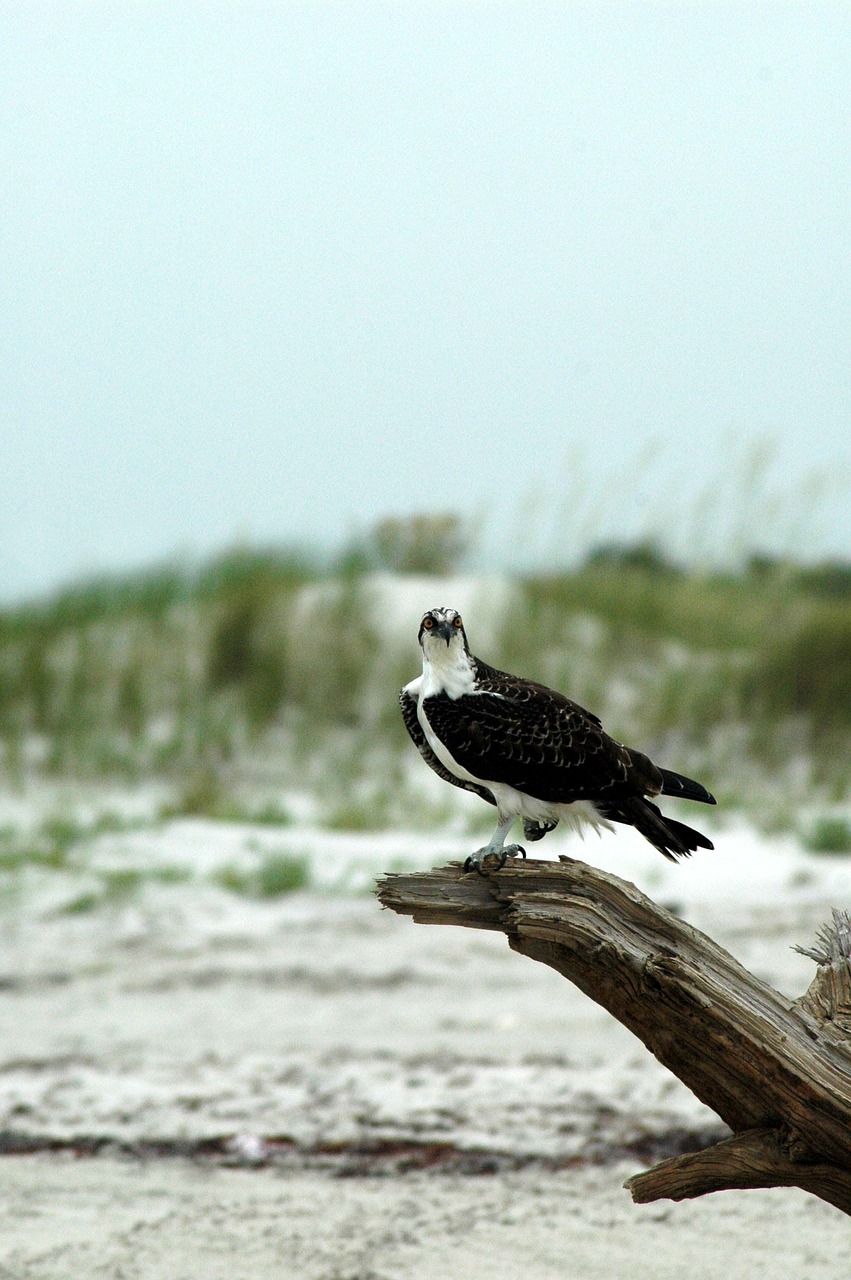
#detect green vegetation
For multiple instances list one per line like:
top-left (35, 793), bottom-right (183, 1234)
top-left (0, 811), bottom-right (144, 872)
top-left (54, 865), bottom-right (193, 916)
top-left (0, 520), bottom-right (848, 829)
top-left (341, 512), bottom-right (473, 575)
top-left (160, 766), bottom-right (293, 826)
top-left (212, 852), bottom-right (310, 898)
top-left (802, 816), bottom-right (851, 855)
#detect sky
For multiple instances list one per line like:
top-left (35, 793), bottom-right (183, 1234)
top-left (1, 2), bottom-right (850, 603)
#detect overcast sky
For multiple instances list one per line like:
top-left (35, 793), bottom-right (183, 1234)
top-left (2, 3), bottom-right (849, 602)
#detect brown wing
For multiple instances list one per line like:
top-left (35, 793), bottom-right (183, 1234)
top-left (422, 660), bottom-right (663, 806)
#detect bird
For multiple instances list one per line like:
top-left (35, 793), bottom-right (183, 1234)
top-left (399, 606), bottom-right (716, 872)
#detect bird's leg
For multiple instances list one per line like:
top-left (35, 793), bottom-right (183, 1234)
top-left (464, 813), bottom-right (526, 874)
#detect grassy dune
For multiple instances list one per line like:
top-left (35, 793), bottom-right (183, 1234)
top-left (0, 522), bottom-right (848, 840)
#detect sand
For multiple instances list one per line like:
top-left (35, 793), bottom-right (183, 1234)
top-left (0, 1158), bottom-right (846, 1280)
top-left (0, 814), bottom-right (848, 1277)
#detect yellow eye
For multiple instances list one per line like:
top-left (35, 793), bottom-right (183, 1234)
top-left (423, 617), bottom-right (435, 629)
top-left (453, 616), bottom-right (463, 627)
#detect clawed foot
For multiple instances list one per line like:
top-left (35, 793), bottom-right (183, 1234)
top-left (463, 844), bottom-right (527, 875)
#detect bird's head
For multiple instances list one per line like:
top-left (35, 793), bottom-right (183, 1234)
top-left (418, 606), bottom-right (469, 654)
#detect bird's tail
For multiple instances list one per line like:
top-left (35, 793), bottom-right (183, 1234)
top-left (597, 796), bottom-right (714, 862)
top-left (658, 768), bottom-right (716, 806)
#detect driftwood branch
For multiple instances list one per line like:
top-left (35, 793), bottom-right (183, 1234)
top-left (376, 858), bottom-right (851, 1215)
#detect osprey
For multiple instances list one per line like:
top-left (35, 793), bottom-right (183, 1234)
top-left (400, 606), bottom-right (716, 871)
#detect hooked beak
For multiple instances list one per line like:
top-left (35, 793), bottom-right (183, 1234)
top-left (435, 620), bottom-right (454, 644)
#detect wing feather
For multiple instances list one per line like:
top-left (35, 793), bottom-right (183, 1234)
top-left (421, 661), bottom-right (660, 806)
top-left (399, 687), bottom-right (496, 807)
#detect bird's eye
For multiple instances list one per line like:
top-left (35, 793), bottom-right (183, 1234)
top-left (453, 616), bottom-right (463, 627)
top-left (423, 617), bottom-right (435, 629)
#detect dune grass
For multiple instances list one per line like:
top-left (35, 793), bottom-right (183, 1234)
top-left (0, 516), bottom-right (847, 831)
top-left (802, 816), bottom-right (851, 855)
top-left (212, 852), bottom-right (310, 898)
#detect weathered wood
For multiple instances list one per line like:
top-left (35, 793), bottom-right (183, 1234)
top-left (376, 858), bottom-right (851, 1215)
top-left (626, 1127), bottom-right (851, 1216)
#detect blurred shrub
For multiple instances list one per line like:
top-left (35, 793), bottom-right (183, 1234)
top-left (802, 817), bottom-right (851, 855)
top-left (752, 606), bottom-right (851, 738)
top-left (207, 592), bottom-right (287, 730)
top-left (796, 561), bottom-right (851, 598)
top-left (213, 852), bottom-right (309, 897)
top-left (166, 766), bottom-right (229, 818)
top-left (584, 539), bottom-right (681, 577)
top-left (204, 546), bottom-right (309, 731)
top-left (343, 513), bottom-right (471, 575)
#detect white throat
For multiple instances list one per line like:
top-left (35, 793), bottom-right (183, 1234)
top-left (421, 637), bottom-right (476, 700)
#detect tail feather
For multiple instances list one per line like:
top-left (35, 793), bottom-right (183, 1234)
top-left (658, 768), bottom-right (716, 806)
top-left (597, 797), bottom-right (714, 862)
top-left (662, 814), bottom-right (714, 854)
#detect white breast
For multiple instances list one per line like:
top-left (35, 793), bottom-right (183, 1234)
top-left (413, 645), bottom-right (483, 785)
top-left (420, 648), bottom-right (476, 700)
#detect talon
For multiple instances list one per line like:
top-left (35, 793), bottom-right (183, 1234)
top-left (495, 844), bottom-right (526, 869)
top-left (463, 849), bottom-right (500, 876)
top-left (464, 844), bottom-right (527, 874)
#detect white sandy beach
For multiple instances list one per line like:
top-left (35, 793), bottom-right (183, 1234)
top-left (0, 808), bottom-right (848, 1277)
